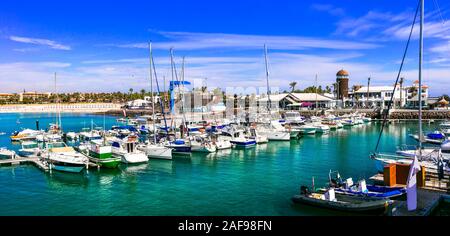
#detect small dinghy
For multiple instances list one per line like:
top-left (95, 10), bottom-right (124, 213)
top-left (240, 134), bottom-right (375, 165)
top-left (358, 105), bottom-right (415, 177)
top-left (327, 171), bottom-right (406, 199)
top-left (292, 186), bottom-right (392, 214)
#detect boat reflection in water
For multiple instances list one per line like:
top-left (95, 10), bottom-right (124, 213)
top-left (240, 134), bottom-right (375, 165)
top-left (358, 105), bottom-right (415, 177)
top-left (120, 163), bottom-right (150, 174)
top-left (45, 171), bottom-right (90, 189)
top-left (147, 160), bottom-right (174, 175)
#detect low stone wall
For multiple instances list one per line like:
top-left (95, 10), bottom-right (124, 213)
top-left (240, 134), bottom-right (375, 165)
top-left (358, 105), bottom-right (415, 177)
top-left (389, 110), bottom-right (450, 120)
top-left (294, 109), bottom-right (450, 120)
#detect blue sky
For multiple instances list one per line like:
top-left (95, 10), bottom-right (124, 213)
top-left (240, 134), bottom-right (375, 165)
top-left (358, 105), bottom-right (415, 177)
top-left (1, 0), bottom-right (449, 95)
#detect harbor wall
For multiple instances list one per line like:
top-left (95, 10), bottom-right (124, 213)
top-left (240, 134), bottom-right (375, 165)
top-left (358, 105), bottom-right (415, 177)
top-left (0, 103), bottom-right (122, 113)
top-left (295, 109), bottom-right (450, 120)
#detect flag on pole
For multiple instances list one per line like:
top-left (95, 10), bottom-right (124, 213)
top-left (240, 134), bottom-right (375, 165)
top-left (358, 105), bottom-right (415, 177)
top-left (406, 155), bottom-right (421, 211)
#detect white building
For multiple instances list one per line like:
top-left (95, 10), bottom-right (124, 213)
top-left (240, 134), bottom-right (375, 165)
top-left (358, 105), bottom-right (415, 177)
top-left (126, 99), bottom-right (151, 109)
top-left (348, 85), bottom-right (406, 109)
top-left (405, 80), bottom-right (429, 108)
top-left (257, 93), bottom-right (335, 111)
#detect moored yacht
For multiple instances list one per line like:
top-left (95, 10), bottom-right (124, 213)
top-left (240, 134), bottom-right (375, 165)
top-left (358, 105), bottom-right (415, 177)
top-left (18, 141), bottom-right (41, 157)
top-left (111, 135), bottom-right (148, 164)
top-left (43, 142), bottom-right (89, 173)
top-left (137, 142), bottom-right (173, 160)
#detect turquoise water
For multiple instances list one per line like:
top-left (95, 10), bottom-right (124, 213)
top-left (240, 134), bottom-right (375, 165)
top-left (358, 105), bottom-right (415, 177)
top-left (0, 113), bottom-right (439, 216)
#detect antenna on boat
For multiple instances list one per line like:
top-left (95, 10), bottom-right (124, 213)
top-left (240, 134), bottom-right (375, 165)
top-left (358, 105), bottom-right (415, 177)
top-left (148, 42), bottom-right (157, 144)
top-left (264, 44), bottom-right (271, 113)
top-left (315, 74), bottom-right (318, 114)
top-left (418, 0), bottom-right (424, 154)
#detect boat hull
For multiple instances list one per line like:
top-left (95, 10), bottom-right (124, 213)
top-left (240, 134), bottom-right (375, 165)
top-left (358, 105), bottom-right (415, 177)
top-left (230, 140), bottom-right (256, 148)
top-left (141, 146), bottom-right (173, 160)
top-left (292, 194), bottom-right (390, 214)
top-left (49, 163), bottom-right (85, 173)
top-left (267, 132), bottom-right (290, 141)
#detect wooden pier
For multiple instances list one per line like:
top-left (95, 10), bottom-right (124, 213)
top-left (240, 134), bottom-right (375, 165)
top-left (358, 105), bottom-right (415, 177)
top-left (0, 157), bottom-right (49, 171)
top-left (370, 165), bottom-right (450, 216)
top-left (0, 156), bottom-right (99, 172)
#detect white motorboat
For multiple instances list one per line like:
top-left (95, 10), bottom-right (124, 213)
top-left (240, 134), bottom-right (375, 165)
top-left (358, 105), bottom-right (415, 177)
top-left (111, 136), bottom-right (149, 164)
top-left (137, 142), bottom-right (173, 160)
top-left (36, 133), bottom-right (62, 143)
top-left (265, 121), bottom-right (291, 141)
top-left (0, 148), bottom-right (16, 159)
top-left (214, 136), bottom-right (233, 150)
top-left (284, 111), bottom-right (305, 125)
top-left (190, 136), bottom-right (217, 153)
top-left (298, 124), bottom-right (317, 135)
top-left (66, 132), bottom-right (79, 141)
top-left (18, 141), bottom-right (40, 157)
top-left (43, 142), bottom-right (89, 173)
top-left (10, 129), bottom-right (41, 141)
top-left (247, 127), bottom-right (269, 144)
top-left (313, 123), bottom-right (330, 134)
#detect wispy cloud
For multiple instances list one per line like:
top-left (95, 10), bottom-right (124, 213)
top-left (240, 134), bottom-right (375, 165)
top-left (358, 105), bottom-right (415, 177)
top-left (310, 4), bottom-right (345, 16)
top-left (9, 36), bottom-right (71, 50)
top-left (335, 11), bottom-right (412, 37)
top-left (115, 31), bottom-right (380, 51)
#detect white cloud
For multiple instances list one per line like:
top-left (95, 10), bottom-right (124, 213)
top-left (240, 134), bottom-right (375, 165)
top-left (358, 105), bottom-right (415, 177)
top-left (9, 36), bottom-right (71, 50)
top-left (310, 4), bottom-right (345, 16)
top-left (1, 52), bottom-right (449, 96)
top-left (115, 31), bottom-right (380, 51)
top-left (335, 11), bottom-right (412, 37)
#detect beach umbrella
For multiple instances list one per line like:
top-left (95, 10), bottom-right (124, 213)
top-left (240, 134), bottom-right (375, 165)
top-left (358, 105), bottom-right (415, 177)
top-left (438, 98), bottom-right (449, 106)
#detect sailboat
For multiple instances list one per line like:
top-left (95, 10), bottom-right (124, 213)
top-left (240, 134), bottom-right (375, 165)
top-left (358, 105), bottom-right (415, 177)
top-left (372, 0), bottom-right (450, 173)
top-left (257, 45), bottom-right (291, 141)
top-left (164, 49), bottom-right (192, 155)
top-left (42, 73), bottom-right (90, 173)
top-left (137, 42), bottom-right (173, 160)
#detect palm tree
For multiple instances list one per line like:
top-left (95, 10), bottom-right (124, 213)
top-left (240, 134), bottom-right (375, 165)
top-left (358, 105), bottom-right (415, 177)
top-left (289, 82), bottom-right (297, 93)
top-left (140, 89), bottom-right (146, 99)
top-left (129, 88), bottom-right (134, 95)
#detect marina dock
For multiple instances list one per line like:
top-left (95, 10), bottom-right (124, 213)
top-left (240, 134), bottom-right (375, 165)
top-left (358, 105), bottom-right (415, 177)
top-left (370, 166), bottom-right (450, 216)
top-left (0, 156), bottom-right (99, 172)
top-left (0, 157), bottom-right (49, 171)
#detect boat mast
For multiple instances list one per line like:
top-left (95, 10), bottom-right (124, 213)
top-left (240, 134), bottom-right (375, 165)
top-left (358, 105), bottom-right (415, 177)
top-left (366, 77), bottom-right (371, 108)
top-left (54, 72), bottom-right (62, 131)
top-left (418, 0), bottom-right (424, 151)
top-left (264, 44), bottom-right (271, 113)
top-left (315, 74), bottom-right (318, 111)
top-left (149, 42), bottom-right (157, 144)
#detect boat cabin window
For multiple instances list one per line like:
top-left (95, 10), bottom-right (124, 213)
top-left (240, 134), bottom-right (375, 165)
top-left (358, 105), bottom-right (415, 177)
top-left (126, 142), bottom-right (135, 153)
top-left (23, 143), bottom-right (38, 149)
top-left (47, 142), bottom-right (65, 149)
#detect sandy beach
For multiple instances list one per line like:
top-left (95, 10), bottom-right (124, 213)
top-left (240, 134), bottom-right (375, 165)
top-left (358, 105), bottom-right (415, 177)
top-left (0, 103), bottom-right (123, 114)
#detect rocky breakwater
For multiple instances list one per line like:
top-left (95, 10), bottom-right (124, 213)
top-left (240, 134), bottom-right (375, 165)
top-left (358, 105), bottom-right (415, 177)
top-left (389, 110), bottom-right (450, 120)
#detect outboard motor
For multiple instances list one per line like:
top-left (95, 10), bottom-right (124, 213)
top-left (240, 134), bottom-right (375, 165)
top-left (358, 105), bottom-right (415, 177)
top-left (441, 140), bottom-right (450, 153)
top-left (300, 186), bottom-right (310, 195)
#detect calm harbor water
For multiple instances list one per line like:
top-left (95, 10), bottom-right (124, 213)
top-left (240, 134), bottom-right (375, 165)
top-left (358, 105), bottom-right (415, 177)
top-left (0, 113), bottom-right (439, 216)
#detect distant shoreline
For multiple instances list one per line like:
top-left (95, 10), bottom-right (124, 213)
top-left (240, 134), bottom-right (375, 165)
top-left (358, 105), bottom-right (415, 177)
top-left (0, 103), bottom-right (123, 114)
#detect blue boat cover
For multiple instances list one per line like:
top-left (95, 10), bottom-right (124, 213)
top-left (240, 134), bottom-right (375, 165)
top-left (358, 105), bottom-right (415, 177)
top-left (174, 139), bottom-right (185, 145)
top-left (427, 132), bottom-right (445, 140)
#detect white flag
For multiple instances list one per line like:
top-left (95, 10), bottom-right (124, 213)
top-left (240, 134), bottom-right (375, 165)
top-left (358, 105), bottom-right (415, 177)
top-left (406, 155), bottom-right (421, 211)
